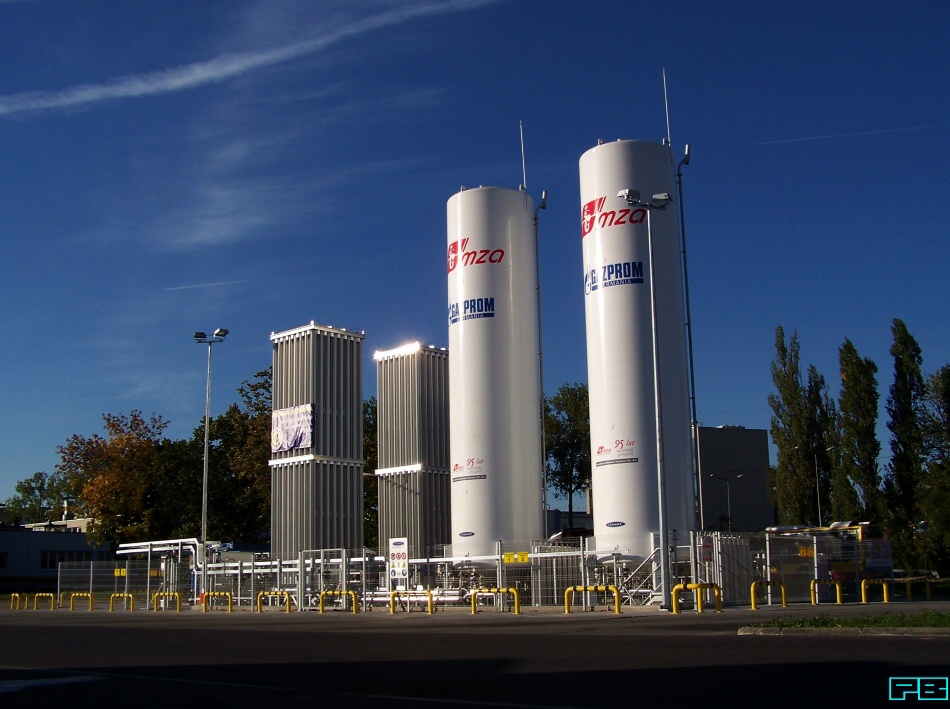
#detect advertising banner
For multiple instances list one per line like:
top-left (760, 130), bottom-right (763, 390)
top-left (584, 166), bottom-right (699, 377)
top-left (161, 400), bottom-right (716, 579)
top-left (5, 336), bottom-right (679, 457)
top-left (270, 404), bottom-right (314, 452)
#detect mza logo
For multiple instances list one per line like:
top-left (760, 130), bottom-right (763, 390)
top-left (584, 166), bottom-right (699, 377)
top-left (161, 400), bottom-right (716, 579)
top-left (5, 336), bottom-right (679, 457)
top-left (581, 196), bottom-right (646, 237)
top-left (447, 238), bottom-right (505, 273)
top-left (889, 677), bottom-right (948, 701)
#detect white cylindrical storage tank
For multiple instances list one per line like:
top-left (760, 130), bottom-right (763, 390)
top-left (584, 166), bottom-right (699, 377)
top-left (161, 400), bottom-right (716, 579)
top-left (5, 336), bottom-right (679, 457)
top-left (447, 186), bottom-right (544, 558)
top-left (579, 140), bottom-right (695, 558)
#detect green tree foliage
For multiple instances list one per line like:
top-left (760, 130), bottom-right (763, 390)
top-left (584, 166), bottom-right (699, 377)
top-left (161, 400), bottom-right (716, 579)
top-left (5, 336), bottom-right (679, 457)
top-left (204, 369), bottom-right (272, 543)
top-left (768, 327), bottom-right (813, 524)
top-left (771, 327), bottom-right (866, 525)
top-left (0, 471), bottom-right (62, 525)
top-left (363, 396), bottom-right (379, 549)
top-left (838, 338), bottom-right (882, 521)
top-left (920, 365), bottom-right (950, 570)
top-left (544, 382), bottom-right (591, 527)
top-left (884, 319), bottom-right (928, 568)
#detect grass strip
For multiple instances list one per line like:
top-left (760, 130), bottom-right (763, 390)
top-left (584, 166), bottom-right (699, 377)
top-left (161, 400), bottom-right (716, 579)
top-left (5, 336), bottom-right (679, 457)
top-left (752, 610), bottom-right (950, 629)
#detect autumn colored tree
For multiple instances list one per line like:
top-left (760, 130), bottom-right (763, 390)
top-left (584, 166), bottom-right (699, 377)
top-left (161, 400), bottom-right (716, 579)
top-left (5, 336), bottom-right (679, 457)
top-left (56, 411), bottom-right (168, 547)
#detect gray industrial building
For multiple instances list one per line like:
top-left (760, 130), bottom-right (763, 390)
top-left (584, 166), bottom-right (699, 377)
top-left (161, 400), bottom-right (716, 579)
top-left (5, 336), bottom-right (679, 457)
top-left (269, 322), bottom-right (365, 558)
top-left (696, 426), bottom-right (774, 532)
top-left (374, 342), bottom-right (450, 556)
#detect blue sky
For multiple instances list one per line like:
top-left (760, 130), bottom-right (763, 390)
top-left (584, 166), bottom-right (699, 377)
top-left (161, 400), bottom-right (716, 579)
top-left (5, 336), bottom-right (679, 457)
top-left (2, 0), bottom-right (948, 501)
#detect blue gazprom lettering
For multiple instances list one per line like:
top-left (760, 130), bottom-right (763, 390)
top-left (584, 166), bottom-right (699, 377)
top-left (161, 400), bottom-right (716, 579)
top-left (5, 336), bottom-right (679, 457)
top-left (464, 297), bottom-right (494, 314)
top-left (448, 302), bottom-right (460, 325)
top-left (600, 260), bottom-right (644, 287)
top-left (461, 297), bottom-right (495, 320)
top-left (584, 268), bottom-right (599, 294)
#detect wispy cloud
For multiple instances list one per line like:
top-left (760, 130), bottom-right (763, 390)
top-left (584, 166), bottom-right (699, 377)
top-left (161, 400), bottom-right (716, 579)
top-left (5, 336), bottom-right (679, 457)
top-left (163, 280), bottom-right (247, 291)
top-left (0, 0), bottom-right (499, 117)
top-left (756, 125), bottom-right (937, 145)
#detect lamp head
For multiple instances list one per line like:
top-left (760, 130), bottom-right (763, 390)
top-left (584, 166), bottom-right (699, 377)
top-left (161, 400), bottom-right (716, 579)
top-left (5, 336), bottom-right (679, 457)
top-left (194, 331), bottom-right (207, 340)
top-left (617, 188), bottom-right (640, 205)
top-left (651, 193), bottom-right (672, 208)
top-left (213, 328), bottom-right (229, 338)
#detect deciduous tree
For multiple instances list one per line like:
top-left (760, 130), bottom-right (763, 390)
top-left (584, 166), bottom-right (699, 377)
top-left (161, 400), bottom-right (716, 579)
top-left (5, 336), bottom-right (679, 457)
top-left (884, 319), bottom-right (927, 568)
top-left (837, 338), bottom-right (882, 521)
top-left (544, 382), bottom-right (591, 528)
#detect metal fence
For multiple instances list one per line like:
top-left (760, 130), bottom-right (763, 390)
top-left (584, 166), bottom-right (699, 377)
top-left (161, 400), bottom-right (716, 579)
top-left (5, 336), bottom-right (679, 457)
top-left (46, 530), bottom-right (890, 611)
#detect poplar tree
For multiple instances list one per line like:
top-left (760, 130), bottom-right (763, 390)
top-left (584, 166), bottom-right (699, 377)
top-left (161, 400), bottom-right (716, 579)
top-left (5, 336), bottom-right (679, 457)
top-left (920, 366), bottom-right (950, 570)
top-left (768, 327), bottom-right (812, 524)
top-left (837, 339), bottom-right (882, 521)
top-left (884, 318), bottom-right (926, 568)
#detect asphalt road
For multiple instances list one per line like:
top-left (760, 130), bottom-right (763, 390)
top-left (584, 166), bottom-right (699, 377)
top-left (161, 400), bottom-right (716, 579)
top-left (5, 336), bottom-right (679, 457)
top-left (1, 601), bottom-right (947, 708)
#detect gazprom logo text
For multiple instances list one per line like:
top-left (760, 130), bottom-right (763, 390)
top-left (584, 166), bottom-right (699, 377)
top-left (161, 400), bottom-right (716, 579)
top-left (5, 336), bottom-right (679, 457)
top-left (585, 261), bottom-right (644, 294)
top-left (448, 297), bottom-right (495, 325)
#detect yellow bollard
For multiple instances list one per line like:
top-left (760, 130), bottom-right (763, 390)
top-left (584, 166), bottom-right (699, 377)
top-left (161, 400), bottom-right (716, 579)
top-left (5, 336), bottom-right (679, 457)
top-left (69, 592), bottom-right (94, 611)
top-left (33, 593), bottom-right (55, 610)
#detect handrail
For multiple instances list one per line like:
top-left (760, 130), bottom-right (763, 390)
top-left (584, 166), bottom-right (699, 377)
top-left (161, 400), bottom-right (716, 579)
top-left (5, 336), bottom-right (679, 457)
top-left (10, 593), bottom-right (23, 610)
top-left (563, 585), bottom-right (621, 615)
top-left (202, 591), bottom-right (233, 613)
top-left (59, 590), bottom-right (70, 608)
top-left (69, 592), bottom-right (94, 611)
top-left (389, 589), bottom-right (434, 615)
top-left (751, 580), bottom-right (787, 610)
top-left (256, 591), bottom-right (293, 613)
top-left (33, 593), bottom-right (55, 610)
top-left (902, 577), bottom-right (932, 602)
top-left (319, 590), bottom-right (358, 614)
top-left (152, 592), bottom-right (182, 612)
top-left (671, 583), bottom-right (722, 614)
top-left (809, 578), bottom-right (843, 605)
top-left (109, 593), bottom-right (135, 612)
top-left (861, 578), bottom-right (891, 604)
top-left (471, 587), bottom-right (521, 615)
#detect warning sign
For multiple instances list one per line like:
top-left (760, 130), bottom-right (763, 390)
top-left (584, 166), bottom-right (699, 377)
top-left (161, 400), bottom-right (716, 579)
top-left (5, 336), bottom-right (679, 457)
top-left (388, 537), bottom-right (409, 585)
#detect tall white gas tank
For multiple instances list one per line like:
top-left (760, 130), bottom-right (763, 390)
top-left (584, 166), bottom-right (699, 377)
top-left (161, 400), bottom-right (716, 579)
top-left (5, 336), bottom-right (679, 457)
top-left (579, 140), bottom-right (695, 557)
top-left (447, 186), bottom-right (543, 558)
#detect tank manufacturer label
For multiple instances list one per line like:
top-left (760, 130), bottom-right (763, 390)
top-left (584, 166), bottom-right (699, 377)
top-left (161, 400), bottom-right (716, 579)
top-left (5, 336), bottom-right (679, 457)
top-left (447, 237), bottom-right (505, 273)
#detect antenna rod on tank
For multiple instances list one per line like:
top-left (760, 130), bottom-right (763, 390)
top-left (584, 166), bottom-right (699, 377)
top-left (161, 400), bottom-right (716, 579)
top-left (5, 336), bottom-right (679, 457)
top-left (663, 69), bottom-right (672, 147)
top-left (520, 121), bottom-right (528, 191)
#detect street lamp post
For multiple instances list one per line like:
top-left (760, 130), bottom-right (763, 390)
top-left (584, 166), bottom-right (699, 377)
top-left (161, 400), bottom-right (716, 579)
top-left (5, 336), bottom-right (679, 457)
top-left (194, 328), bottom-right (228, 600)
top-left (618, 188), bottom-right (672, 610)
top-left (709, 473), bottom-right (744, 531)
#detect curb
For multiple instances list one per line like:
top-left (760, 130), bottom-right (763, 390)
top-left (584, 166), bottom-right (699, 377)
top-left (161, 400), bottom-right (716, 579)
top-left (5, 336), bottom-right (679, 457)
top-left (739, 626), bottom-right (950, 636)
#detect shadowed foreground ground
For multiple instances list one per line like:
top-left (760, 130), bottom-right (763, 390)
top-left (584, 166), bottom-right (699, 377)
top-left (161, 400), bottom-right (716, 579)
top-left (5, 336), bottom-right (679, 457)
top-left (1, 601), bottom-right (947, 707)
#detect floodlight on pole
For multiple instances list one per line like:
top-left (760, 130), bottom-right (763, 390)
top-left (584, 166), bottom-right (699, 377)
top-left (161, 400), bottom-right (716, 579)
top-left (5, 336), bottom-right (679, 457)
top-left (194, 328), bottom-right (228, 600)
top-left (618, 188), bottom-right (672, 610)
